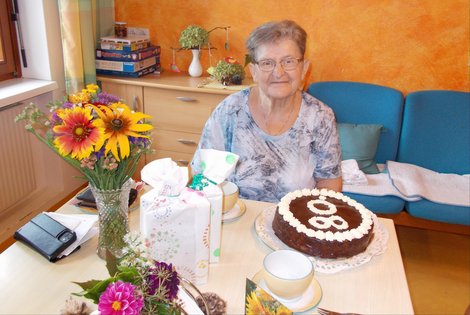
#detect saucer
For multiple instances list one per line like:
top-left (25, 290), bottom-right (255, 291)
top-left (222, 200), bottom-right (246, 223)
top-left (252, 270), bottom-right (322, 312)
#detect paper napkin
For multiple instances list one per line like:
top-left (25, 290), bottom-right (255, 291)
top-left (190, 149), bottom-right (239, 263)
top-left (45, 212), bottom-right (98, 258)
top-left (140, 158), bottom-right (211, 285)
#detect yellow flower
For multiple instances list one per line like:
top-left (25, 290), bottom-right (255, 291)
top-left (258, 289), bottom-right (275, 302)
top-left (93, 102), bottom-right (153, 161)
top-left (86, 83), bottom-right (99, 93)
top-left (246, 291), bottom-right (273, 315)
top-left (68, 91), bottom-right (91, 104)
top-left (275, 305), bottom-right (292, 315)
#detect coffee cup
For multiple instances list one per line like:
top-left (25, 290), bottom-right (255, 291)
top-left (259, 249), bottom-right (314, 300)
top-left (220, 181), bottom-right (239, 213)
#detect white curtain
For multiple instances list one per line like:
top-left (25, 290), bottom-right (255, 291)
top-left (58, 0), bottom-right (114, 93)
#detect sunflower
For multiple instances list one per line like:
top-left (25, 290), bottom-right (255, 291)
top-left (93, 102), bottom-right (153, 161)
top-left (246, 291), bottom-right (273, 315)
top-left (53, 106), bottom-right (104, 160)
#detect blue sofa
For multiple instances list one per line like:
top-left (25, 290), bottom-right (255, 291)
top-left (397, 90), bottom-right (470, 225)
top-left (307, 81), bottom-right (406, 214)
top-left (307, 82), bottom-right (470, 227)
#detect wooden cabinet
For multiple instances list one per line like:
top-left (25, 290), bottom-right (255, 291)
top-left (99, 81), bottom-right (144, 112)
top-left (98, 73), bottom-right (243, 168)
top-left (144, 86), bottom-right (226, 166)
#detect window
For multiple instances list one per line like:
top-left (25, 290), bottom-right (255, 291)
top-left (0, 0), bottom-right (22, 81)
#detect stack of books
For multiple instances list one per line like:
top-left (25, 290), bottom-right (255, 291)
top-left (96, 35), bottom-right (161, 78)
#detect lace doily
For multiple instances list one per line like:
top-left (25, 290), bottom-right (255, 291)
top-left (254, 206), bottom-right (389, 274)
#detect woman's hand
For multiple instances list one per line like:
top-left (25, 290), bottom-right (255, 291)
top-left (316, 177), bottom-right (343, 192)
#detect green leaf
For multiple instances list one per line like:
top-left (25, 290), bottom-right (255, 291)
top-left (105, 250), bottom-right (119, 276)
top-left (145, 301), bottom-right (182, 315)
top-left (73, 278), bottom-right (116, 304)
top-left (72, 279), bottom-right (102, 292)
top-left (178, 25), bottom-right (209, 49)
top-left (116, 268), bottom-right (140, 283)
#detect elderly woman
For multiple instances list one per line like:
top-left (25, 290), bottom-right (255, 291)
top-left (191, 20), bottom-right (342, 202)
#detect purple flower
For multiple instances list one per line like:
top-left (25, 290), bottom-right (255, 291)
top-left (147, 261), bottom-right (180, 300)
top-left (96, 92), bottom-right (121, 105)
top-left (50, 111), bottom-right (62, 126)
top-left (98, 280), bottom-right (144, 315)
top-left (129, 136), bottom-right (150, 148)
top-left (95, 148), bottom-right (106, 160)
top-left (50, 102), bottom-right (75, 126)
top-left (62, 101), bottom-right (74, 109)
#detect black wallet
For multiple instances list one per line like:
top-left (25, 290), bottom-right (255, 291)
top-left (14, 213), bottom-right (77, 262)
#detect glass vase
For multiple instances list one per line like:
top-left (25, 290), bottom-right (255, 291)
top-left (90, 180), bottom-right (131, 259)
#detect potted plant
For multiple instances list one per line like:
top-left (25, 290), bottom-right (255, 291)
top-left (208, 57), bottom-right (245, 85)
top-left (179, 25), bottom-right (209, 77)
top-left (178, 25), bottom-right (209, 49)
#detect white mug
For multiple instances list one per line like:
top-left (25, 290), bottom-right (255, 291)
top-left (258, 249), bottom-right (314, 300)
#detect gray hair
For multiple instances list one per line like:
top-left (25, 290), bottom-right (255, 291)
top-left (246, 20), bottom-right (307, 62)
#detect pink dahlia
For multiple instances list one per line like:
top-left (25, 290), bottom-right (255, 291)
top-left (98, 280), bottom-right (144, 315)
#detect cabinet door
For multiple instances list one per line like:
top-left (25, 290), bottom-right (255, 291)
top-left (100, 81), bottom-right (144, 112)
top-left (144, 87), bottom-right (224, 133)
top-left (143, 86), bottom-right (226, 165)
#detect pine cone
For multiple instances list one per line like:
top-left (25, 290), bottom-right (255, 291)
top-left (196, 292), bottom-right (227, 315)
top-left (61, 297), bottom-right (93, 315)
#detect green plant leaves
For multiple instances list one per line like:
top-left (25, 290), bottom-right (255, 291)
top-left (178, 25), bottom-right (209, 49)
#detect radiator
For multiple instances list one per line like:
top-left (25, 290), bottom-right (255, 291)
top-left (0, 103), bottom-right (37, 214)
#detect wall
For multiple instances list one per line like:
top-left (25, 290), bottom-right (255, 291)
top-left (115, 0), bottom-right (469, 94)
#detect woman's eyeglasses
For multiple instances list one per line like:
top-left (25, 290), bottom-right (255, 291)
top-left (254, 57), bottom-right (303, 72)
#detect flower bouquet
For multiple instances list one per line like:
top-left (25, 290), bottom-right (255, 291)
top-left (15, 84), bottom-right (153, 258)
top-left (65, 234), bottom-right (209, 315)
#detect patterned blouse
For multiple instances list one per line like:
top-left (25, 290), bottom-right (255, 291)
top-left (191, 88), bottom-right (342, 203)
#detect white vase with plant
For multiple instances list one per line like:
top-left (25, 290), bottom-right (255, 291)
top-left (178, 25), bottom-right (209, 77)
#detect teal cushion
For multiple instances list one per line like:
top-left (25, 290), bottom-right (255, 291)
top-left (337, 123), bottom-right (383, 174)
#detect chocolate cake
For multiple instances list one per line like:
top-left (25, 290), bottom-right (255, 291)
top-left (272, 188), bottom-right (374, 259)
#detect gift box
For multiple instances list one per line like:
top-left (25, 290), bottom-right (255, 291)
top-left (140, 158), bottom-right (211, 285)
top-left (189, 149), bottom-right (239, 263)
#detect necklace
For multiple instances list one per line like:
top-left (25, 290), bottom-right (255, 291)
top-left (262, 93), bottom-right (297, 136)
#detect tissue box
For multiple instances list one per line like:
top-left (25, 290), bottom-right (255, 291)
top-left (140, 187), bottom-right (211, 285)
top-left (202, 184), bottom-right (223, 263)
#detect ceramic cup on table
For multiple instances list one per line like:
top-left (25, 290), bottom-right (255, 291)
top-left (260, 249), bottom-right (314, 300)
top-left (220, 181), bottom-right (239, 213)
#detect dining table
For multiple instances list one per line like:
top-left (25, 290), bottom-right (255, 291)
top-left (0, 196), bottom-right (414, 314)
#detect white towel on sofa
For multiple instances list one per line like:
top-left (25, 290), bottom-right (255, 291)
top-left (341, 159), bottom-right (368, 185)
top-left (342, 165), bottom-right (421, 201)
top-left (387, 161), bottom-right (470, 207)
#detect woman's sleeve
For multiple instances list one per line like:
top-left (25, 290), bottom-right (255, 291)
top-left (190, 97), bottom-right (233, 174)
top-left (313, 107), bottom-right (342, 179)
